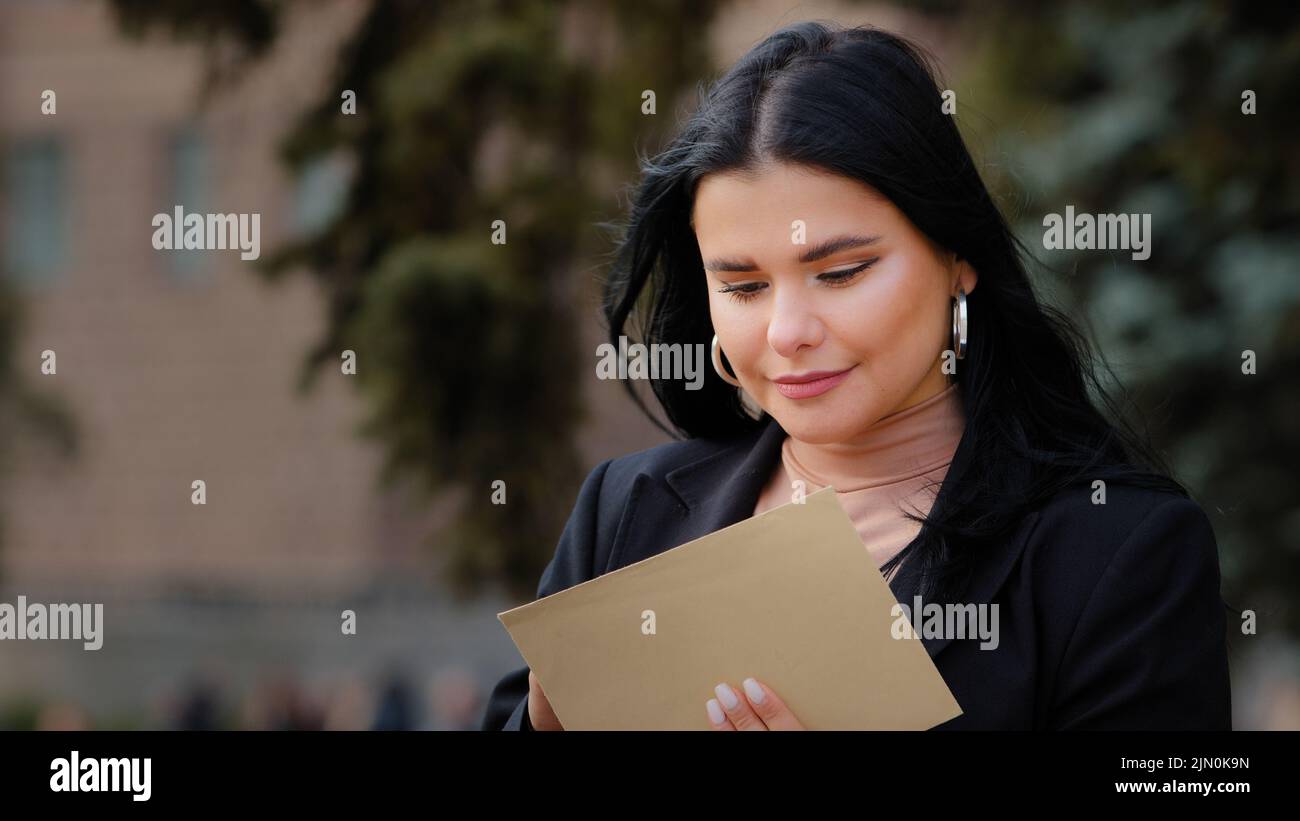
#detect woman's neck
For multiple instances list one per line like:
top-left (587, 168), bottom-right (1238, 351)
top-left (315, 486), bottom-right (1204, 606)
top-left (784, 382), bottom-right (965, 492)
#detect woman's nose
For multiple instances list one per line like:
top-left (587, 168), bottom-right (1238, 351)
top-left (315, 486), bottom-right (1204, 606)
top-left (766, 287), bottom-right (823, 358)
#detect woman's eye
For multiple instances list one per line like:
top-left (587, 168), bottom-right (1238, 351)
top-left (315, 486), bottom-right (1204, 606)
top-left (716, 258), bottom-right (877, 304)
top-left (718, 282), bottom-right (765, 304)
top-left (818, 258), bottom-right (878, 285)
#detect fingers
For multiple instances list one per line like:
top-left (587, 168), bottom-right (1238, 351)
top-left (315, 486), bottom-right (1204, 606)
top-left (527, 669), bottom-right (564, 731)
top-left (705, 696), bottom-right (735, 730)
top-left (704, 678), bottom-right (806, 731)
top-left (739, 677), bottom-right (804, 730)
top-left (710, 681), bottom-right (767, 730)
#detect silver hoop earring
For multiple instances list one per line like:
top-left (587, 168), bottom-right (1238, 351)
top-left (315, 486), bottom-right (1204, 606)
top-left (711, 334), bottom-right (763, 420)
top-left (710, 333), bottom-right (742, 387)
top-left (951, 288), bottom-right (968, 360)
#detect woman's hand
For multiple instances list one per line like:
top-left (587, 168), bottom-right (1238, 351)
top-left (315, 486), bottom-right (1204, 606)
top-left (705, 677), bottom-right (806, 730)
top-left (527, 669), bottom-right (564, 730)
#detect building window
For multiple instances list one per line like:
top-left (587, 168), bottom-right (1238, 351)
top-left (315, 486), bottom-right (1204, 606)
top-left (293, 152), bottom-right (351, 236)
top-left (169, 127), bottom-right (210, 282)
top-left (3, 136), bottom-right (68, 285)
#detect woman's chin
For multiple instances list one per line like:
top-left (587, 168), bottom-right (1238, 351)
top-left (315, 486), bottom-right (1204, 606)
top-left (764, 390), bottom-right (890, 444)
top-left (767, 408), bottom-right (857, 445)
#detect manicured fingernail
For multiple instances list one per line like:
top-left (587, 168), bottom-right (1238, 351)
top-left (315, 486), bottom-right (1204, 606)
top-left (715, 682), bottom-right (739, 709)
top-left (743, 677), bottom-right (765, 704)
top-left (706, 698), bottom-right (725, 725)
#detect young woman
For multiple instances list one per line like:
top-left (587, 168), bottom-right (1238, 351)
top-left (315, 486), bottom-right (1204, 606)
top-left (482, 21), bottom-right (1230, 731)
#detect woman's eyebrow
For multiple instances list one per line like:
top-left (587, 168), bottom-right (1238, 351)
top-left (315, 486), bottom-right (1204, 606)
top-left (703, 233), bottom-right (882, 272)
top-left (797, 233), bottom-right (882, 263)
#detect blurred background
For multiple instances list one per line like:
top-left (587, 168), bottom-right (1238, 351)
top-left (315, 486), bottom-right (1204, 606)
top-left (0, 0), bottom-right (1295, 730)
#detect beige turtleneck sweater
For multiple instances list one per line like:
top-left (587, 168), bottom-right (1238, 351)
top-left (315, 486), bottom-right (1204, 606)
top-left (752, 383), bottom-right (965, 580)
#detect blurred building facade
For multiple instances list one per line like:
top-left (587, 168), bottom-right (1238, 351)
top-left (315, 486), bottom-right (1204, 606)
top-left (0, 0), bottom-right (521, 727)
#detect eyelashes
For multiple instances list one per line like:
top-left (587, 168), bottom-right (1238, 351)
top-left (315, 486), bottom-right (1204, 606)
top-left (717, 258), bottom-right (879, 304)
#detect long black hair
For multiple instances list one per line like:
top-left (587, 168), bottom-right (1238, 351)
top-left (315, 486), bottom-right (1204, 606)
top-left (601, 21), bottom-right (1188, 603)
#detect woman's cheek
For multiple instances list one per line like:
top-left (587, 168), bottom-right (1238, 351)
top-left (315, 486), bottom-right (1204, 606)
top-left (711, 305), bottom-right (763, 379)
top-left (836, 290), bottom-right (934, 392)
top-left (827, 292), bottom-right (888, 358)
top-left (862, 266), bottom-right (940, 350)
top-left (734, 318), bottom-right (770, 381)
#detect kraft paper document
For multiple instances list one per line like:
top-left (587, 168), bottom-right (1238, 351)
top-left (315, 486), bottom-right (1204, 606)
top-left (497, 485), bottom-right (963, 730)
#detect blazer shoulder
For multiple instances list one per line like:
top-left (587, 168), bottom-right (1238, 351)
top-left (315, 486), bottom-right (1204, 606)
top-left (1028, 483), bottom-right (1229, 729)
top-left (1022, 481), bottom-right (1218, 602)
top-left (1029, 481), bottom-right (1210, 550)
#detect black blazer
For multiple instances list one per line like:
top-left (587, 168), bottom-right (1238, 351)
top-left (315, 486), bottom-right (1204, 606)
top-left (481, 415), bottom-right (1232, 730)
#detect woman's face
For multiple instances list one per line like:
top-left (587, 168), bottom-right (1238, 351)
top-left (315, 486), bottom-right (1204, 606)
top-left (692, 161), bottom-right (977, 445)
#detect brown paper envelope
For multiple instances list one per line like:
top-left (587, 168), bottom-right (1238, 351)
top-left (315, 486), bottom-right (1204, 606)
top-left (498, 485), bottom-right (963, 730)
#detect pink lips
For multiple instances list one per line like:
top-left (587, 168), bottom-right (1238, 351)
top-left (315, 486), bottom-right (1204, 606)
top-left (771, 365), bottom-right (856, 399)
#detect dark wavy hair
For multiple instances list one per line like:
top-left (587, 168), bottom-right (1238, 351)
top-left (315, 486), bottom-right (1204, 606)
top-left (600, 20), bottom-right (1188, 603)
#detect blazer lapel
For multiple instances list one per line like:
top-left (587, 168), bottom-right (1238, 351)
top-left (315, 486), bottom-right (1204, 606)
top-left (604, 413), bottom-right (1039, 662)
top-left (665, 417), bottom-right (790, 538)
top-left (603, 416), bottom-right (785, 573)
top-left (888, 508), bottom-right (1041, 659)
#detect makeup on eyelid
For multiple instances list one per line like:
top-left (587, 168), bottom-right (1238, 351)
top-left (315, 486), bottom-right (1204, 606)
top-left (715, 258), bottom-right (879, 302)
